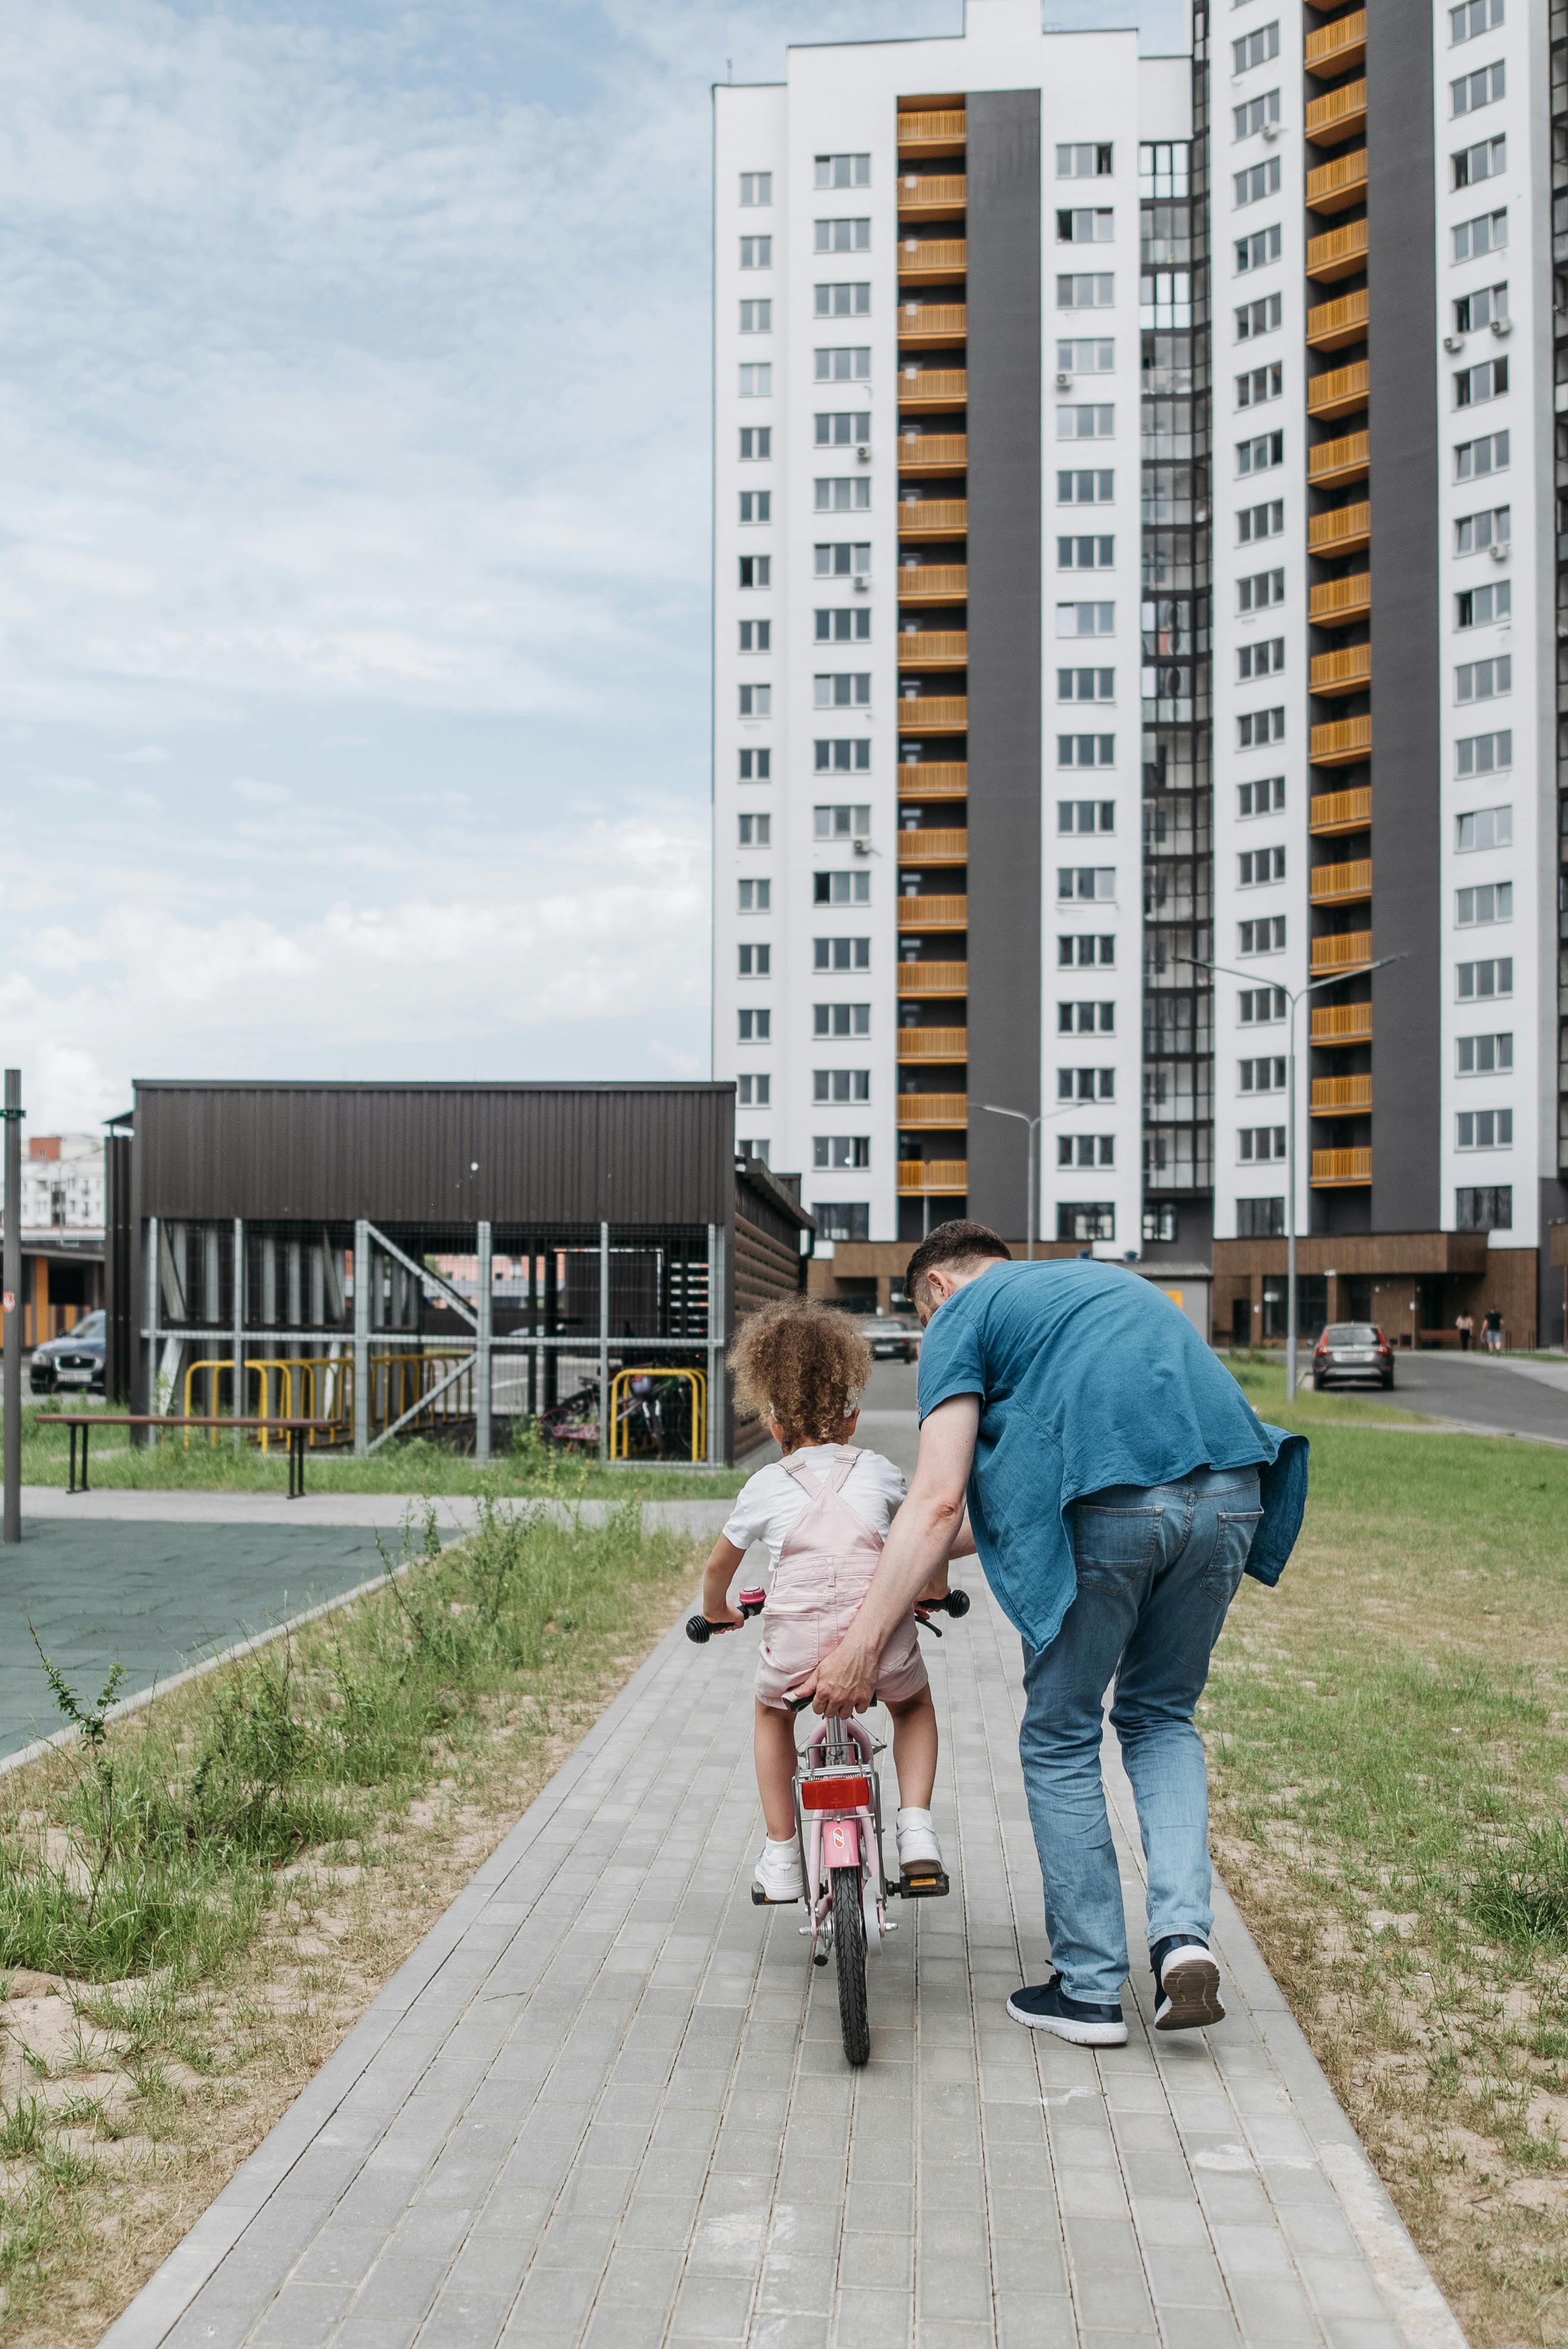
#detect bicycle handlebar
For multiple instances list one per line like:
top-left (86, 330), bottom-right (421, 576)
top-left (685, 1588), bottom-right (766, 1644)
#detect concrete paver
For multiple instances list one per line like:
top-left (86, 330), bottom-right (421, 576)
top-left (100, 1561), bottom-right (1465, 2349)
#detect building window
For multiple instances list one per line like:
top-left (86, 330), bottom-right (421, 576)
top-left (1456, 805), bottom-right (1512, 850)
top-left (815, 541), bottom-right (871, 579)
top-left (813, 1136), bottom-right (870, 1169)
top-left (1057, 934), bottom-right (1116, 966)
top-left (1239, 846), bottom-right (1286, 885)
top-left (816, 411), bottom-right (872, 448)
top-left (1236, 294), bottom-right (1283, 341)
top-left (1238, 708), bottom-right (1285, 746)
top-left (813, 937), bottom-right (870, 971)
top-left (813, 672), bottom-right (871, 707)
top-left (1057, 735), bottom-right (1116, 768)
top-left (1238, 500), bottom-right (1284, 542)
top-left (1057, 207), bottom-right (1114, 243)
top-left (1234, 90), bottom-right (1281, 138)
top-left (1143, 1204), bottom-right (1179, 1243)
top-left (739, 173), bottom-right (772, 207)
top-left (1239, 1056), bottom-right (1286, 1092)
top-left (1457, 1031), bottom-right (1513, 1073)
top-left (815, 282), bottom-right (870, 318)
top-left (1235, 158), bottom-right (1283, 207)
top-left (1057, 142), bottom-right (1114, 176)
top-left (1057, 1134), bottom-right (1116, 1169)
top-left (1453, 207), bottom-right (1507, 259)
top-left (1238, 778), bottom-right (1286, 818)
top-left (816, 218), bottom-right (871, 253)
top-left (1238, 570), bottom-right (1285, 615)
top-left (814, 1069), bottom-right (870, 1103)
top-left (1454, 134), bottom-right (1506, 187)
top-left (813, 1201), bottom-right (870, 1240)
top-left (738, 878), bottom-right (771, 913)
top-left (1057, 273), bottom-right (1115, 307)
top-left (1239, 1126), bottom-right (1286, 1163)
top-left (815, 153), bottom-right (870, 190)
top-left (1456, 881), bottom-right (1512, 925)
top-left (738, 748), bottom-right (771, 782)
top-left (738, 683), bottom-right (770, 717)
top-left (1058, 405), bottom-right (1114, 441)
top-left (814, 871), bottom-right (871, 905)
top-left (1057, 337), bottom-right (1116, 374)
top-left (815, 347), bottom-right (871, 383)
top-left (738, 813), bottom-right (771, 847)
top-left (1057, 1068), bottom-right (1116, 1101)
top-left (737, 1075), bottom-right (770, 1107)
top-left (1457, 1109), bottom-right (1512, 1148)
top-left (1239, 985), bottom-right (1287, 1022)
top-left (738, 619), bottom-right (771, 653)
top-left (1452, 59), bottom-right (1506, 112)
top-left (1236, 225), bottom-right (1283, 275)
top-left (1455, 431), bottom-right (1509, 482)
top-left (1456, 656), bottom-right (1510, 703)
top-left (739, 236), bottom-right (772, 269)
top-left (1058, 1001), bottom-right (1116, 1032)
top-left (814, 802), bottom-right (871, 840)
top-left (1233, 21), bottom-right (1280, 69)
top-left (739, 491), bottom-right (771, 525)
top-left (1238, 639), bottom-right (1285, 679)
top-left (737, 943), bottom-right (771, 976)
top-left (739, 427), bottom-right (772, 463)
top-left (1451, 0), bottom-right (1504, 37)
top-left (1457, 956), bottom-right (1513, 997)
top-left (815, 738), bottom-right (872, 772)
top-left (1455, 357), bottom-right (1508, 407)
top-left (1058, 468), bottom-right (1114, 503)
top-left (1238, 430), bottom-right (1284, 476)
top-left (1057, 667), bottom-right (1116, 702)
top-left (1456, 283), bottom-right (1508, 333)
top-left (738, 1008), bottom-right (771, 1041)
top-left (738, 364), bottom-right (772, 398)
top-left (738, 555), bottom-right (771, 589)
top-left (1239, 917), bottom-right (1286, 955)
top-left (1057, 1202), bottom-right (1115, 1242)
top-left (1456, 504), bottom-right (1509, 553)
top-left (1457, 582), bottom-right (1510, 628)
top-left (739, 299), bottom-right (772, 333)
top-left (1237, 1196), bottom-right (1285, 1238)
top-left (1456, 729), bottom-right (1511, 775)
top-left (737, 1138), bottom-right (770, 1166)
top-left (816, 608), bottom-right (871, 642)
top-left (1056, 600), bottom-right (1116, 636)
top-left (816, 478), bottom-right (871, 514)
top-left (1057, 534), bottom-right (1114, 568)
top-left (813, 1003), bottom-right (871, 1038)
top-left (1237, 364), bottom-right (1283, 409)
top-left (1456, 1183), bottom-right (1512, 1230)
top-left (1057, 865), bottom-right (1116, 900)
top-left (1057, 799), bottom-right (1115, 834)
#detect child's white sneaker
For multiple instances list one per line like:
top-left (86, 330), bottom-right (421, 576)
top-left (896, 1808), bottom-right (944, 1874)
top-left (752, 1836), bottom-right (804, 1904)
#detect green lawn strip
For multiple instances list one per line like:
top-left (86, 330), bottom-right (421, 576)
top-left (0, 1503), bottom-right (703, 2345)
top-left (1202, 1425), bottom-right (1568, 2349)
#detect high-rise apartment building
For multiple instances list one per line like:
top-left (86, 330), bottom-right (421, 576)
top-left (713, 0), bottom-right (1568, 1345)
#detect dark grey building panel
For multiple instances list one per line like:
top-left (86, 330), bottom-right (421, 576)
top-left (1366, 0), bottom-right (1441, 1233)
top-left (964, 89), bottom-right (1043, 1236)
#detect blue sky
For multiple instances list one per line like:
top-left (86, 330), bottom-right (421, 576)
top-left (2, 0), bottom-right (1183, 1132)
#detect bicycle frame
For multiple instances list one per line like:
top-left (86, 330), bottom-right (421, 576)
top-left (795, 1713), bottom-right (888, 1960)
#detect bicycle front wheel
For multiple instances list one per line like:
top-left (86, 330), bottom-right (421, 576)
top-left (830, 1865), bottom-right (871, 2067)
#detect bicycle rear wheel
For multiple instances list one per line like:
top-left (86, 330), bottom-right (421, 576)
top-left (830, 1865), bottom-right (871, 2067)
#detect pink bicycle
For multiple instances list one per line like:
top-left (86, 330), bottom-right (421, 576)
top-left (687, 1583), bottom-right (969, 2065)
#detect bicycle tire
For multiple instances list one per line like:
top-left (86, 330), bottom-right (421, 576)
top-left (830, 1865), bottom-right (871, 2067)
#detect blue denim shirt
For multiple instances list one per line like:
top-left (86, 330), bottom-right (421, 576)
top-left (917, 1258), bottom-right (1308, 1652)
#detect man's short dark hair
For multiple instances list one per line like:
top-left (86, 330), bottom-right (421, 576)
top-left (905, 1220), bottom-right (1012, 1300)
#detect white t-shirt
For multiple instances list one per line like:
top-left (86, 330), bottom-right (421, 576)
top-left (721, 1444), bottom-right (907, 1575)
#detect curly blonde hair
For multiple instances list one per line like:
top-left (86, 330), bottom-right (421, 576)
top-left (729, 1299), bottom-right (873, 1453)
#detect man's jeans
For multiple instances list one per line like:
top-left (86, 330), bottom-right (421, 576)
top-left (1018, 1466), bottom-right (1262, 2005)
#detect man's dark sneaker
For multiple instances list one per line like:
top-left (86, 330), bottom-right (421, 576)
top-left (1006, 1973), bottom-right (1128, 2046)
top-left (1151, 1934), bottom-right (1225, 2031)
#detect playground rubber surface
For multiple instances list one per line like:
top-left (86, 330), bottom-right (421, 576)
top-left (100, 1570), bottom-right (1463, 2349)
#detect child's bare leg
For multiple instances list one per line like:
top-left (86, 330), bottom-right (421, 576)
top-left (754, 1701), bottom-right (799, 1840)
top-left (886, 1686), bottom-right (938, 1810)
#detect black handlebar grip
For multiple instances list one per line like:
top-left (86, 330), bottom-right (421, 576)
top-left (685, 1616), bottom-right (712, 1644)
top-left (944, 1588), bottom-right (971, 1619)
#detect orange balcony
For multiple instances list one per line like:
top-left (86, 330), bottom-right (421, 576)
top-left (900, 367), bottom-right (967, 410)
top-left (897, 694), bottom-right (966, 732)
top-left (897, 961), bottom-right (968, 997)
top-left (1311, 1074), bottom-right (1372, 1117)
top-left (896, 760), bottom-right (967, 797)
top-left (899, 432), bottom-right (968, 474)
top-left (1310, 787), bottom-right (1372, 836)
top-left (1306, 219), bottom-right (1368, 282)
top-left (1305, 8), bottom-right (1365, 73)
top-left (899, 302), bottom-right (966, 347)
top-left (898, 499), bottom-right (968, 540)
top-left (898, 1026), bottom-right (968, 1061)
top-left (898, 174), bottom-right (966, 221)
top-left (1305, 78), bottom-right (1367, 147)
top-left (1306, 290), bottom-right (1368, 351)
top-left (897, 893), bottom-right (967, 930)
top-left (1309, 431), bottom-right (1369, 489)
top-left (1311, 930), bottom-right (1373, 974)
top-left (1306, 148), bottom-right (1367, 215)
top-left (898, 1158), bottom-right (969, 1194)
top-left (899, 237), bottom-right (967, 282)
top-left (1308, 361), bottom-right (1369, 421)
top-left (1310, 571), bottom-right (1371, 623)
top-left (896, 827), bottom-right (967, 863)
top-left (1311, 1001), bottom-right (1373, 1044)
top-left (1309, 858), bottom-right (1372, 905)
top-left (898, 562), bottom-right (968, 604)
top-left (1311, 715), bottom-right (1372, 768)
top-left (1311, 1147), bottom-right (1372, 1187)
top-left (1308, 502), bottom-right (1371, 556)
top-left (897, 109), bottom-right (967, 159)
top-left (897, 631), bottom-right (966, 669)
top-left (1310, 644), bottom-right (1371, 697)
top-left (896, 1092), bottom-right (968, 1128)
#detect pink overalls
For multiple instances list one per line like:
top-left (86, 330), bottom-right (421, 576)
top-left (754, 1447), bottom-right (930, 1713)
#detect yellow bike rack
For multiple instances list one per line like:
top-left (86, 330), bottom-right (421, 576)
top-left (608, 1366), bottom-right (707, 1463)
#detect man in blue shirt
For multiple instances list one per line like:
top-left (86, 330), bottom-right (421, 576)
top-left (792, 1220), bottom-right (1307, 2047)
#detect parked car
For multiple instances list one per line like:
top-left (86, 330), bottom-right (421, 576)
top-left (862, 1317), bottom-right (920, 1364)
top-left (29, 1309), bottom-right (106, 1396)
top-left (1311, 1321), bottom-right (1394, 1391)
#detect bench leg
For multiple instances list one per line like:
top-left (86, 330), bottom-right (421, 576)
top-left (68, 1424), bottom-right (77, 1496)
top-left (81, 1423), bottom-right (90, 1494)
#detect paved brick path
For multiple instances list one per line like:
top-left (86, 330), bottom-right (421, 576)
top-left (103, 1575), bottom-right (1465, 2349)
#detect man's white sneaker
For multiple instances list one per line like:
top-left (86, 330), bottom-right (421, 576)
top-left (751, 1837), bottom-right (804, 1904)
top-left (896, 1808), bottom-right (944, 1874)
top-left (1151, 1935), bottom-right (1225, 2031)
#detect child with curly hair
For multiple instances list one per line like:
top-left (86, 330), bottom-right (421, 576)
top-left (697, 1298), bottom-right (966, 1904)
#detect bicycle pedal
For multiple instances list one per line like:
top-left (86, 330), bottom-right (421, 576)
top-left (750, 1885), bottom-right (801, 1906)
top-left (896, 1867), bottom-right (950, 1898)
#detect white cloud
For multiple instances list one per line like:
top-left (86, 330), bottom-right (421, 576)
top-left (231, 777), bottom-right (291, 805)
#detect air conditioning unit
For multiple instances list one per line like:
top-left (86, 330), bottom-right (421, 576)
top-left (1489, 540), bottom-right (1511, 562)
top-left (1056, 369), bottom-right (1073, 389)
top-left (857, 443), bottom-right (871, 462)
top-left (1442, 332), bottom-right (1462, 351)
top-left (1261, 119), bottom-right (1282, 140)
top-left (853, 835), bottom-right (874, 857)
top-left (853, 572), bottom-right (870, 592)
top-left (1491, 315), bottom-right (1512, 337)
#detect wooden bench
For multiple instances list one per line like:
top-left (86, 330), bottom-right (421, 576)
top-left (49, 1416), bottom-right (339, 1500)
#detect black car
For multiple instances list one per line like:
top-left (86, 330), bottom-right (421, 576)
top-left (29, 1309), bottom-right (106, 1396)
top-left (1311, 1321), bottom-right (1395, 1391)
top-left (862, 1317), bottom-right (920, 1364)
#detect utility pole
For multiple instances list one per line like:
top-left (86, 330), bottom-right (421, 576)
top-left (3, 1069), bottom-right (23, 1545)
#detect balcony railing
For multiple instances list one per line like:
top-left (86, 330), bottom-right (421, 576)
top-left (1305, 78), bottom-right (1367, 146)
top-left (1307, 361), bottom-right (1369, 421)
top-left (898, 1026), bottom-right (968, 1060)
top-left (899, 238), bottom-right (967, 281)
top-left (1306, 147), bottom-right (1367, 215)
top-left (899, 433), bottom-right (968, 474)
top-left (899, 302), bottom-right (967, 346)
top-left (896, 827), bottom-right (968, 862)
top-left (898, 174), bottom-right (966, 219)
top-left (897, 1158), bottom-right (969, 1194)
top-left (1305, 8), bottom-right (1365, 71)
top-left (898, 563), bottom-right (968, 604)
top-left (1308, 431), bottom-right (1369, 488)
top-left (1310, 929), bottom-right (1373, 972)
top-left (1306, 289), bottom-right (1368, 351)
top-left (1311, 1074), bottom-right (1372, 1116)
top-left (897, 694), bottom-right (967, 732)
top-left (1311, 1147), bottom-right (1372, 1187)
top-left (1311, 1001), bottom-right (1372, 1044)
top-left (897, 109), bottom-right (967, 156)
top-left (1309, 644), bottom-right (1371, 697)
top-left (897, 961), bottom-right (968, 997)
top-left (897, 893), bottom-right (968, 929)
top-left (896, 1093), bottom-right (968, 1128)
top-left (1309, 786), bottom-right (1372, 836)
top-left (1309, 570), bottom-right (1371, 622)
top-left (896, 760), bottom-right (967, 796)
top-left (1306, 219), bottom-right (1368, 282)
top-left (1310, 715), bottom-right (1372, 769)
top-left (899, 367), bottom-right (968, 408)
top-left (897, 631), bottom-right (967, 668)
top-left (898, 500), bottom-right (968, 540)
top-left (1309, 858), bottom-right (1373, 905)
top-left (1308, 502), bottom-right (1371, 556)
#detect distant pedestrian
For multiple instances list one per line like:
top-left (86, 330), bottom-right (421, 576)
top-left (1482, 1309), bottom-right (1504, 1353)
top-left (1456, 1312), bottom-right (1473, 1352)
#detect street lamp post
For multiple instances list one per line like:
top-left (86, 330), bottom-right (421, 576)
top-left (1182, 953), bottom-right (1403, 1401)
top-left (971, 1100), bottom-right (1080, 1263)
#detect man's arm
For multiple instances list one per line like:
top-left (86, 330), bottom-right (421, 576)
top-left (790, 1393), bottom-right (981, 1716)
